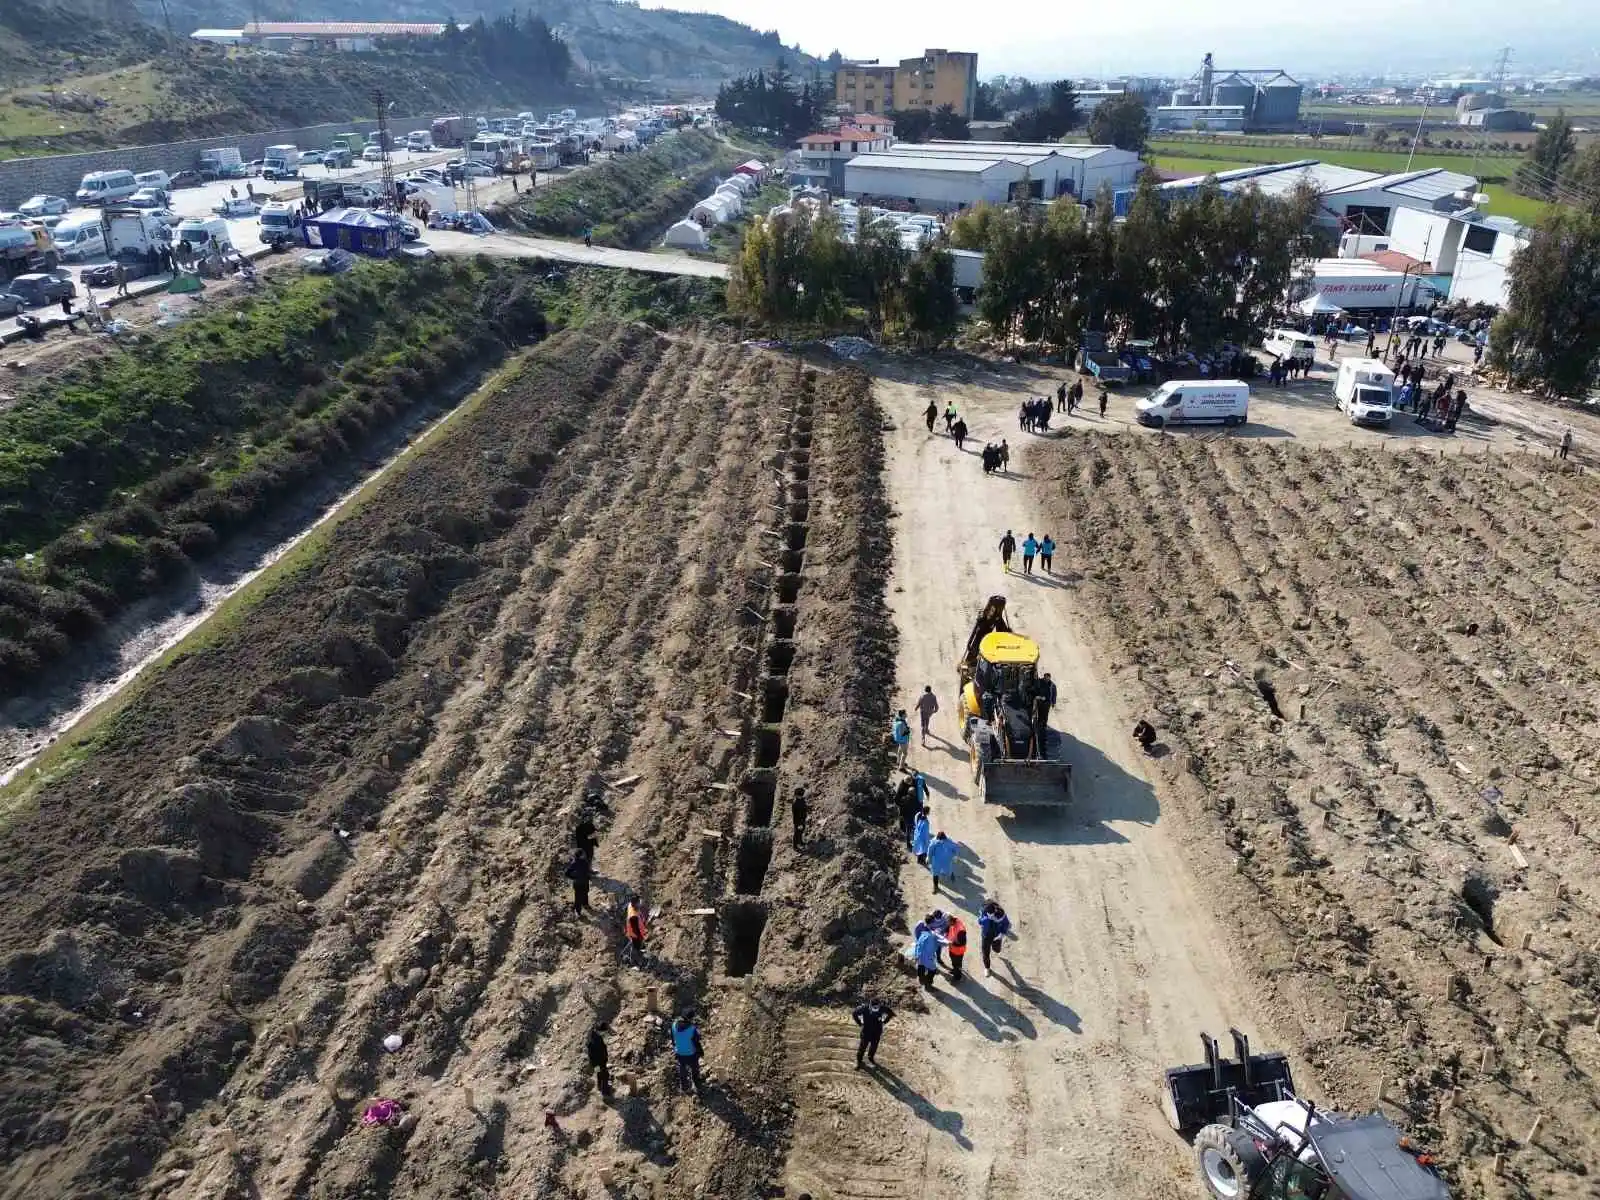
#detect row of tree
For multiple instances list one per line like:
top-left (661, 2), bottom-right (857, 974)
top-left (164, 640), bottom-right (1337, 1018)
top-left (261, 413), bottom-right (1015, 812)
top-left (713, 61), bottom-right (828, 142)
top-left (1515, 110), bottom-right (1600, 209)
top-left (423, 13), bottom-right (572, 83)
top-left (727, 210), bottom-right (958, 346)
top-left (950, 174), bottom-right (1321, 351)
top-left (1493, 204), bottom-right (1600, 395)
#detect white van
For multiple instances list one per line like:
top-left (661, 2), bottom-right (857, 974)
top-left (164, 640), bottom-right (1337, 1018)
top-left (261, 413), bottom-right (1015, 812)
top-left (1334, 358), bottom-right (1395, 426)
top-left (52, 211), bottom-right (108, 260)
top-left (175, 216), bottom-right (233, 257)
top-left (405, 130), bottom-right (433, 151)
top-left (1262, 327), bottom-right (1316, 369)
top-left (134, 170), bottom-right (172, 195)
top-left (1136, 380), bottom-right (1250, 429)
top-left (75, 169), bottom-right (139, 205)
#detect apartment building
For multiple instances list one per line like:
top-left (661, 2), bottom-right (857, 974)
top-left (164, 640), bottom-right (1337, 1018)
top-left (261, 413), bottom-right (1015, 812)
top-left (834, 49), bottom-right (979, 118)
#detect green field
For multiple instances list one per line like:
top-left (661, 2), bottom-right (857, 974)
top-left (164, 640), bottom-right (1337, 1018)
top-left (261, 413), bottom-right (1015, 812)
top-left (1146, 140), bottom-right (1552, 225)
top-left (1303, 92), bottom-right (1600, 122)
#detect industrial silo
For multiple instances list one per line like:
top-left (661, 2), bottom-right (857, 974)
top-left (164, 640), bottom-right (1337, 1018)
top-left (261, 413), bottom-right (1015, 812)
top-left (1171, 90), bottom-right (1200, 107)
top-left (1252, 72), bottom-right (1302, 129)
top-left (1211, 73), bottom-right (1257, 122)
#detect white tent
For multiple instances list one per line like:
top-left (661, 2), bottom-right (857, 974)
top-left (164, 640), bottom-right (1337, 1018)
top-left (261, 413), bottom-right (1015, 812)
top-left (691, 194), bottom-right (738, 225)
top-left (663, 219), bottom-right (710, 250)
top-left (1297, 294), bottom-right (1347, 316)
top-left (721, 173), bottom-right (757, 195)
top-left (712, 186), bottom-right (746, 214)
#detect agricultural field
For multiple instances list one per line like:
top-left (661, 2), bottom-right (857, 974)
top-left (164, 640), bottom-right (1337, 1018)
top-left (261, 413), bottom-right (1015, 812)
top-left (1145, 139), bottom-right (1553, 224)
top-left (0, 322), bottom-right (900, 1199)
top-left (1041, 434), bottom-right (1600, 1199)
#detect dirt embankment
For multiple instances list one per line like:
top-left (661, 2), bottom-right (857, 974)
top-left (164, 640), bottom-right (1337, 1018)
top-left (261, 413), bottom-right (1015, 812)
top-left (0, 328), bottom-right (900, 1200)
top-left (1037, 434), bottom-right (1600, 1199)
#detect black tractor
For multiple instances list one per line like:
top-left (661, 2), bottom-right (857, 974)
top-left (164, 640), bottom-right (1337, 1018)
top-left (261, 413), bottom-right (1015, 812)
top-left (1165, 1030), bottom-right (1450, 1200)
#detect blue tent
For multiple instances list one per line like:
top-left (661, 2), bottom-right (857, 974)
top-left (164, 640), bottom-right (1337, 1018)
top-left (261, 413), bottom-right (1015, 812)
top-left (302, 207), bottom-right (403, 258)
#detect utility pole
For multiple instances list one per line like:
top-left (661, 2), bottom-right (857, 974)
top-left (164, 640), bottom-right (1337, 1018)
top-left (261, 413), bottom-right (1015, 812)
top-left (155, 0), bottom-right (177, 54)
top-left (459, 108), bottom-right (479, 217)
top-left (1470, 46), bottom-right (1513, 182)
top-left (373, 89), bottom-right (396, 213)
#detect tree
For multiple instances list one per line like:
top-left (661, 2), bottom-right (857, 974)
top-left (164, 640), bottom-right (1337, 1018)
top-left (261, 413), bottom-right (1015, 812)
top-left (1007, 79), bottom-right (1079, 143)
top-left (948, 202), bottom-right (1006, 251)
top-left (930, 103), bottom-right (970, 140)
top-left (1562, 142), bottom-right (1600, 211)
top-left (892, 247), bottom-right (958, 347)
top-left (1087, 93), bottom-right (1150, 153)
top-left (715, 61), bottom-right (823, 141)
top-left (1492, 205), bottom-right (1600, 394)
top-left (892, 107), bottom-right (934, 143)
top-left (1517, 109), bottom-right (1576, 199)
top-left (1370, 125), bottom-right (1390, 147)
top-left (973, 81), bottom-right (1004, 121)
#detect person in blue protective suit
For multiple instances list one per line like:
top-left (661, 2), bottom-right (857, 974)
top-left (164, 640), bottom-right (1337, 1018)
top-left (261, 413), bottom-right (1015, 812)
top-left (913, 923), bottom-right (948, 989)
top-left (978, 899), bottom-right (1013, 977)
top-left (911, 809), bottom-right (932, 865)
top-left (927, 831), bottom-right (958, 894)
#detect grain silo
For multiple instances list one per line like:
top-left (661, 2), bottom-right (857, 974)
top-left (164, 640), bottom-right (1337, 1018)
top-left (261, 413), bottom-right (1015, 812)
top-left (1252, 71), bottom-right (1302, 129)
top-left (1211, 72), bottom-right (1258, 123)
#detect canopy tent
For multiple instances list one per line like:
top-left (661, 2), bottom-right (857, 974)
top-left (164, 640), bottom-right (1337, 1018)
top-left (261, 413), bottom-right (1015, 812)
top-left (303, 206), bottom-right (404, 258)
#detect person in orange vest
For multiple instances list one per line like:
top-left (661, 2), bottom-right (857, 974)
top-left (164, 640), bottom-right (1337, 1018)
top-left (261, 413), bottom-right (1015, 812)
top-left (623, 895), bottom-right (648, 965)
top-left (946, 914), bottom-right (969, 981)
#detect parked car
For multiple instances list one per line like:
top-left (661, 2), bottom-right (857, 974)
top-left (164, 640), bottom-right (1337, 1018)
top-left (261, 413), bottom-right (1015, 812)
top-left (18, 194), bottom-right (70, 217)
top-left (169, 169), bottom-right (202, 189)
top-left (125, 187), bottom-right (169, 209)
top-left (361, 144), bottom-right (386, 163)
top-left (0, 211), bottom-right (24, 225)
top-left (212, 197), bottom-right (262, 217)
top-left (246, 159), bottom-right (264, 176)
top-left (322, 148), bottom-right (353, 169)
top-left (84, 258), bottom-right (157, 288)
top-left (0, 292), bottom-right (25, 316)
top-left (446, 159), bottom-right (495, 179)
top-left (298, 150), bottom-right (325, 168)
top-left (4, 272), bottom-right (77, 307)
top-left (148, 207), bottom-right (182, 227)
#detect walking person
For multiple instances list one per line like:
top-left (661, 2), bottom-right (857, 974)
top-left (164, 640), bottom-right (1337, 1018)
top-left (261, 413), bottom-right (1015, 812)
top-left (915, 685), bottom-right (939, 745)
top-left (1021, 532), bottom-right (1038, 575)
top-left (622, 894), bottom-right (648, 965)
top-left (913, 921), bottom-right (947, 990)
top-left (946, 914), bottom-right (969, 981)
top-left (114, 261), bottom-right (129, 298)
top-left (671, 1011), bottom-right (705, 1096)
top-left (1445, 389), bottom-right (1466, 433)
top-left (978, 900), bottom-right (1013, 977)
top-left (1039, 534), bottom-right (1055, 574)
top-left (891, 709), bottom-right (912, 771)
top-left (924, 400), bottom-right (937, 433)
top-left (944, 403), bottom-right (957, 432)
top-left (927, 831), bottom-right (957, 894)
top-left (911, 808), bottom-right (932, 866)
top-left (998, 439), bottom-right (1010, 474)
top-left (790, 785), bottom-right (809, 850)
top-left (852, 997), bottom-right (894, 1068)
top-left (1066, 386), bottom-right (1078, 416)
top-left (896, 775), bottom-right (924, 847)
top-left (952, 418), bottom-right (968, 450)
top-left (1098, 388), bottom-right (1108, 418)
top-left (565, 848), bottom-right (593, 915)
top-left (1559, 428), bottom-right (1573, 460)
top-left (587, 1024), bottom-right (614, 1098)
top-left (999, 529), bottom-right (1017, 572)
top-left (1057, 381), bottom-right (1067, 413)
top-left (1473, 342), bottom-right (1484, 367)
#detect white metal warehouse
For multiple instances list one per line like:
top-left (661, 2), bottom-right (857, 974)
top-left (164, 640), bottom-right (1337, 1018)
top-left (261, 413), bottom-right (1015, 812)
top-left (843, 141), bottom-right (1141, 210)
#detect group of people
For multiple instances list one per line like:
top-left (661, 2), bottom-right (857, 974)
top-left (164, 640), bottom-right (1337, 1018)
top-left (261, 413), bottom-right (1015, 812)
top-left (909, 900), bottom-right (1014, 990)
top-left (997, 529), bottom-right (1055, 575)
top-left (1054, 379), bottom-right (1108, 417)
top-left (980, 440), bottom-right (1011, 474)
top-left (927, 401), bottom-right (970, 450)
top-left (1265, 355), bottom-right (1309, 385)
top-left (562, 795), bottom-right (712, 1100)
top-left (1019, 397), bottom-right (1054, 432)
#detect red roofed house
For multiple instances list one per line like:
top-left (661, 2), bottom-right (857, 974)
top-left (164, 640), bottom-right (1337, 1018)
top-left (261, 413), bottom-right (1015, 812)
top-left (795, 127), bottom-right (892, 192)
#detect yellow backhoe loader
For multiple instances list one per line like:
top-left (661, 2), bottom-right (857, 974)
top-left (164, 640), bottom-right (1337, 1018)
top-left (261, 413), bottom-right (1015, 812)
top-left (956, 596), bottom-right (1071, 806)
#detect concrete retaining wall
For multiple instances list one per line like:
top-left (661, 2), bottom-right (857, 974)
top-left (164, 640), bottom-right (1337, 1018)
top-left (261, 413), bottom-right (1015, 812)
top-left (0, 112), bottom-right (514, 206)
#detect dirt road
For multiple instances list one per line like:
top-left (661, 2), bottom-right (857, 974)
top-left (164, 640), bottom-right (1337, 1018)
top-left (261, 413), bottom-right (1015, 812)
top-left (782, 373), bottom-right (1292, 1200)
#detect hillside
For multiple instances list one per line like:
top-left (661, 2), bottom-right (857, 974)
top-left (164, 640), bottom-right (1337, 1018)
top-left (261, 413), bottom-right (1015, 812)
top-left (132, 0), bottom-right (821, 89)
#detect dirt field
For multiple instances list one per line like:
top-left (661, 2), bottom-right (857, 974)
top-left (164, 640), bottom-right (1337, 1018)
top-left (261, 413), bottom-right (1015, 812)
top-left (818, 358), bottom-right (1599, 1200)
top-left (0, 323), bottom-right (901, 1200)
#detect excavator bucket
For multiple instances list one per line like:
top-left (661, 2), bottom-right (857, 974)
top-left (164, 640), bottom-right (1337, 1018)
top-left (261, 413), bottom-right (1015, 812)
top-left (980, 758), bottom-right (1073, 806)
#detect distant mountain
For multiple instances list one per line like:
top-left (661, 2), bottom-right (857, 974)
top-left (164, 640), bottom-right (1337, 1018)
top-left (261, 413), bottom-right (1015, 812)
top-left (129, 0), bottom-right (822, 90)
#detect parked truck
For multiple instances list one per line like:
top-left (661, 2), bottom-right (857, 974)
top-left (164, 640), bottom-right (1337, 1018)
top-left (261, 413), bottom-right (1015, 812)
top-left (100, 207), bottom-right (171, 261)
top-left (0, 222), bottom-right (59, 280)
top-left (1304, 260), bottom-right (1440, 314)
top-left (262, 144), bottom-right (300, 180)
top-left (430, 116), bottom-right (469, 147)
top-left (1079, 330), bottom-right (1131, 383)
top-left (198, 147), bottom-right (244, 180)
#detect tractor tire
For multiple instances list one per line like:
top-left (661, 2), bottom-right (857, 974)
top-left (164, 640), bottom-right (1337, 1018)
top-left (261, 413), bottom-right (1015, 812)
top-left (1194, 1124), bottom-right (1265, 1199)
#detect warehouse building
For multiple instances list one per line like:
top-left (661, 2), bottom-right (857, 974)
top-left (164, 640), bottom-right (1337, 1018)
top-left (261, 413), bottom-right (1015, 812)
top-left (844, 141), bottom-right (1141, 209)
top-left (1386, 207), bottom-right (1530, 306)
top-left (1131, 160), bottom-right (1480, 236)
top-left (239, 21), bottom-right (445, 51)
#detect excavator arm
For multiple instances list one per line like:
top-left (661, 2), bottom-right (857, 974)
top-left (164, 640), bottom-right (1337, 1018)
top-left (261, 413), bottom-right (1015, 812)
top-left (959, 595), bottom-right (1011, 680)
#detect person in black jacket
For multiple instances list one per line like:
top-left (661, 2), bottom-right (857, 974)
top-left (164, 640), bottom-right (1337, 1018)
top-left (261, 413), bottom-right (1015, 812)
top-left (790, 786), bottom-right (809, 850)
top-left (852, 998), bottom-right (894, 1068)
top-left (565, 849), bottom-right (593, 915)
top-left (586, 1024), bottom-right (613, 1098)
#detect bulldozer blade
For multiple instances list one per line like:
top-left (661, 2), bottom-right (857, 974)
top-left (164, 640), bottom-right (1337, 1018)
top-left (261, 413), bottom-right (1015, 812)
top-left (980, 760), bottom-right (1072, 806)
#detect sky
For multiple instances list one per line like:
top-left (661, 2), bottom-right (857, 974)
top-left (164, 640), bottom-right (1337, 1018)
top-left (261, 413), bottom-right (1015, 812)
top-left (640, 0), bottom-right (1600, 79)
